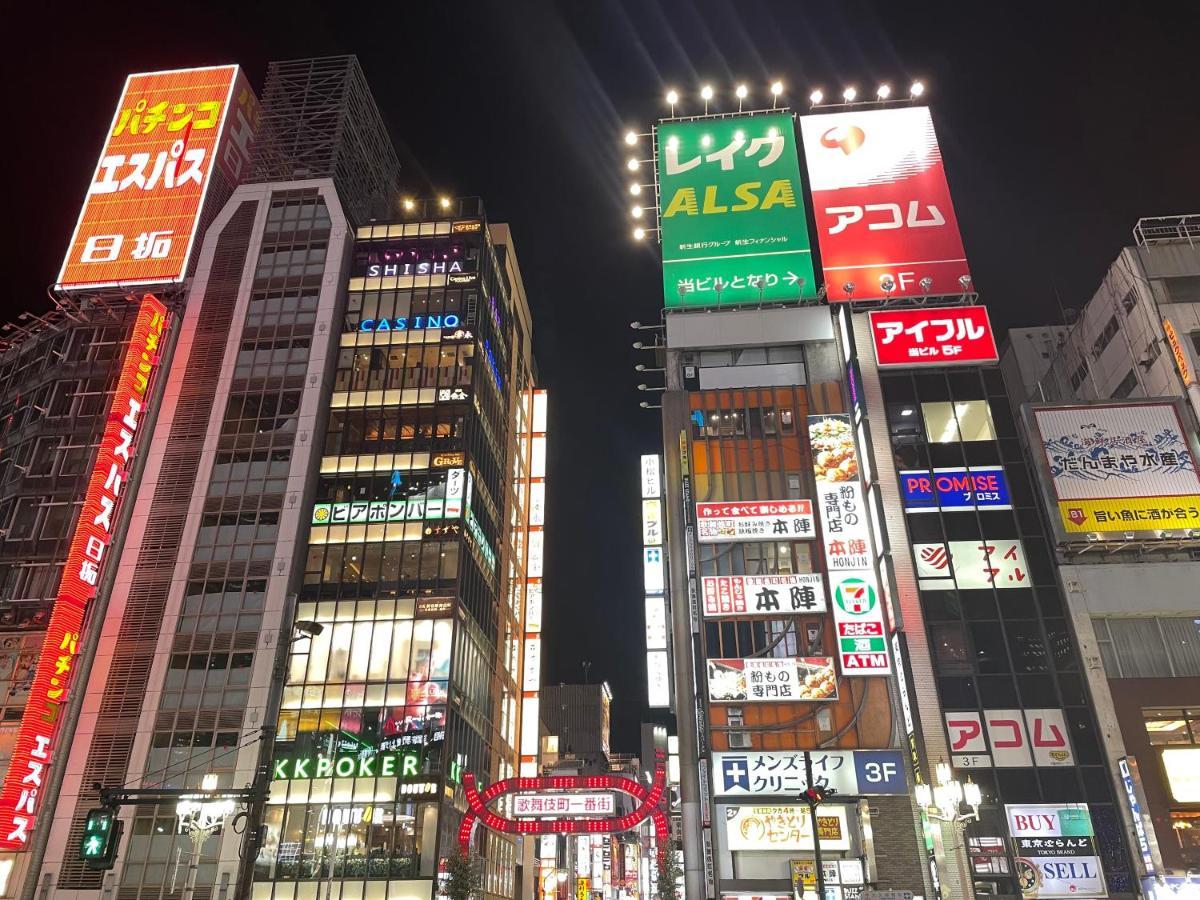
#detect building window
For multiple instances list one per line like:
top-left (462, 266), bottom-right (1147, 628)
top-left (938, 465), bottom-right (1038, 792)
top-left (1163, 276), bottom-right (1200, 304)
top-left (1069, 359), bottom-right (1090, 391)
top-left (1095, 617), bottom-right (1200, 677)
top-left (1120, 290), bottom-right (1137, 314)
top-left (1111, 369), bottom-right (1139, 399)
top-left (920, 400), bottom-right (997, 443)
top-left (1093, 315), bottom-right (1120, 357)
top-left (1144, 708), bottom-right (1200, 745)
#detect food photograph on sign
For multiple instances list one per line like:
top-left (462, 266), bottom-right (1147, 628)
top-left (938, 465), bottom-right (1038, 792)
top-left (800, 105), bottom-right (971, 302)
top-left (1026, 401), bottom-right (1200, 538)
top-left (707, 657), bottom-right (837, 702)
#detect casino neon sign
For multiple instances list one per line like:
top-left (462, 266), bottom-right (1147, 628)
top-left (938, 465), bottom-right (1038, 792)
top-left (459, 763), bottom-right (669, 855)
top-left (356, 313), bottom-right (461, 333)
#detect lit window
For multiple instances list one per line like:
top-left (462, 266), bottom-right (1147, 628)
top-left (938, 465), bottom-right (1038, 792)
top-left (920, 401), bottom-right (997, 443)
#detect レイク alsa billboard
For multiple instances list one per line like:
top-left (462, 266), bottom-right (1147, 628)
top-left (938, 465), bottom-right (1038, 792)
top-left (656, 113), bottom-right (816, 308)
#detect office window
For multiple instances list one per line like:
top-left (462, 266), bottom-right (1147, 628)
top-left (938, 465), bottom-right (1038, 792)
top-left (921, 401), bottom-right (997, 443)
top-left (1093, 316), bottom-right (1119, 357)
top-left (1069, 359), bottom-right (1090, 391)
top-left (1111, 370), bottom-right (1138, 399)
top-left (1143, 708), bottom-right (1200, 745)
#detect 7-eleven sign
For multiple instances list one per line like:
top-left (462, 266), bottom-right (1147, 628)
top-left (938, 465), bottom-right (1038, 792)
top-left (830, 572), bottom-right (890, 675)
top-left (834, 577), bottom-right (876, 615)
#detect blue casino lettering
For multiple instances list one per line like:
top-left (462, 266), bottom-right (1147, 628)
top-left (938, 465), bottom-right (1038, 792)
top-left (357, 314), bottom-right (461, 333)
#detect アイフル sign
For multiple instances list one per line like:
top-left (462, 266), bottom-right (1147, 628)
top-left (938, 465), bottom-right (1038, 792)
top-left (868, 306), bottom-right (998, 366)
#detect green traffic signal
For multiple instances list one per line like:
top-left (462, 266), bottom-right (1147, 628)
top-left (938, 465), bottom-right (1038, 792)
top-left (80, 808), bottom-right (122, 870)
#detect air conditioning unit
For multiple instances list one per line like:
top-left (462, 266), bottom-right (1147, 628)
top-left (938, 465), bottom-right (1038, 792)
top-left (728, 732), bottom-right (752, 749)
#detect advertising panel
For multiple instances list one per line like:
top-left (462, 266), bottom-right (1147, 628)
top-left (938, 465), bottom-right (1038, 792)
top-left (1163, 318), bottom-right (1195, 386)
top-left (799, 106), bottom-right (970, 302)
top-left (647, 650), bottom-right (671, 708)
top-left (711, 749), bottom-right (907, 796)
top-left (945, 710), bottom-right (1074, 769)
top-left (643, 547), bottom-right (664, 594)
top-left (1161, 747), bottom-right (1200, 802)
top-left (513, 793), bottom-right (615, 817)
top-left (1005, 804), bottom-right (1106, 898)
top-left (900, 466), bottom-right (1011, 512)
top-left (0, 297), bottom-right (168, 849)
top-left (868, 306), bottom-right (999, 366)
top-left (58, 66), bottom-right (254, 289)
top-left (656, 113), bottom-right (816, 308)
top-left (696, 500), bottom-right (815, 543)
top-left (707, 657), bottom-right (837, 702)
top-left (724, 805), bottom-right (851, 851)
top-left (1025, 401), bottom-right (1200, 539)
top-left (641, 454), bottom-right (662, 498)
top-left (1118, 757), bottom-right (1158, 875)
top-left (700, 574), bottom-right (825, 617)
top-left (914, 539), bottom-right (1030, 590)
top-left (829, 573), bottom-right (889, 674)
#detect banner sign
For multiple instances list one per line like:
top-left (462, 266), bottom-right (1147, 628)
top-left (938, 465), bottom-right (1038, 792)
top-left (656, 112), bottom-right (817, 308)
top-left (900, 466), bottom-right (1012, 512)
top-left (707, 657), bottom-right (837, 702)
top-left (695, 500), bottom-right (814, 543)
top-left (868, 306), bottom-right (998, 366)
top-left (58, 66), bottom-right (256, 289)
top-left (1005, 804), bottom-right (1106, 898)
top-left (0, 297), bottom-right (168, 849)
top-left (829, 573), bottom-right (889, 673)
top-left (513, 793), bottom-right (616, 817)
top-left (712, 750), bottom-right (907, 797)
top-left (800, 106), bottom-right (971, 302)
top-left (914, 539), bottom-right (1030, 590)
top-left (945, 709), bottom-right (1074, 769)
top-left (724, 805), bottom-right (851, 851)
top-left (700, 574), bottom-right (825, 617)
top-left (1026, 402), bottom-right (1200, 539)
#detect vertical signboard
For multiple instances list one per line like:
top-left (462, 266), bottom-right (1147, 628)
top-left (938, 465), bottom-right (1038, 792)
top-left (656, 113), bottom-right (817, 308)
top-left (808, 415), bottom-right (890, 675)
top-left (642, 454), bottom-right (671, 708)
top-left (800, 106), bottom-right (970, 302)
top-left (58, 66), bottom-right (256, 290)
top-left (0, 296), bottom-right (168, 849)
top-left (1024, 401), bottom-right (1200, 540)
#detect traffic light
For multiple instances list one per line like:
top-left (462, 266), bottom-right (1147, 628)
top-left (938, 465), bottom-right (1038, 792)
top-left (802, 786), bottom-right (830, 807)
top-left (80, 807), bottom-right (123, 870)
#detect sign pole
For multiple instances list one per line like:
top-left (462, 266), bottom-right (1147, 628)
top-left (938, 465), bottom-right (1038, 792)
top-left (804, 752), bottom-right (827, 900)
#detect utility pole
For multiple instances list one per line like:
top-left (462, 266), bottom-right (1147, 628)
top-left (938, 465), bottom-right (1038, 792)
top-left (802, 751), bottom-right (832, 900)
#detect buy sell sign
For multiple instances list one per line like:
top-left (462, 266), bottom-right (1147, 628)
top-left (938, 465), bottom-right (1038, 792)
top-left (656, 112), bottom-right (817, 308)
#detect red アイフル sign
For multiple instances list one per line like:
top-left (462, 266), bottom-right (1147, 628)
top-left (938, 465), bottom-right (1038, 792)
top-left (868, 305), bottom-right (998, 367)
top-left (799, 106), bottom-right (971, 302)
top-left (0, 296), bottom-right (168, 849)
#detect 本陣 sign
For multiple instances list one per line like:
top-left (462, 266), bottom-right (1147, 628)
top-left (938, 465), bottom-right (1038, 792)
top-left (656, 112), bottom-right (816, 308)
top-left (800, 106), bottom-right (970, 302)
top-left (712, 749), bottom-right (907, 797)
top-left (58, 66), bottom-right (257, 290)
top-left (695, 500), bottom-right (814, 543)
top-left (723, 804), bottom-right (851, 851)
top-left (707, 657), bottom-right (837, 703)
top-left (1027, 402), bottom-right (1200, 538)
top-left (701, 574), bottom-right (825, 617)
top-left (868, 306), bottom-right (998, 366)
top-left (0, 297), bottom-right (168, 849)
top-left (914, 539), bottom-right (1030, 590)
top-left (513, 793), bottom-right (615, 817)
top-left (901, 466), bottom-right (1012, 512)
top-left (1005, 804), bottom-right (1106, 899)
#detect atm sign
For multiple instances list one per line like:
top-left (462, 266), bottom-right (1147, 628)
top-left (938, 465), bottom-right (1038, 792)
top-left (900, 466), bottom-right (1011, 513)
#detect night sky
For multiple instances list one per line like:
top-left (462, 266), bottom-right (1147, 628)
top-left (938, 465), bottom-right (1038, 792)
top-left (8, 1), bottom-right (1200, 752)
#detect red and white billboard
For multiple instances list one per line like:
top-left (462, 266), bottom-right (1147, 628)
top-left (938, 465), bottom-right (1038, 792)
top-left (868, 305), bottom-right (998, 367)
top-left (57, 65), bottom-right (258, 290)
top-left (701, 574), bottom-right (825, 617)
top-left (0, 296), bottom-right (168, 849)
top-left (695, 500), bottom-right (815, 543)
top-left (800, 106), bottom-right (970, 302)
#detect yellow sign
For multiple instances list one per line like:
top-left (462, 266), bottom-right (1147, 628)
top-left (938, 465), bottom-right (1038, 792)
top-left (576, 876), bottom-right (590, 900)
top-left (791, 859), bottom-right (817, 887)
top-left (1057, 495), bottom-right (1200, 532)
top-left (1162, 747), bottom-right (1200, 802)
top-left (1164, 318), bottom-right (1195, 386)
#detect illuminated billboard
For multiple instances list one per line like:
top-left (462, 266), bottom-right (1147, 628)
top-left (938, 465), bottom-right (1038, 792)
top-left (695, 500), bottom-right (814, 543)
top-left (58, 65), bottom-right (257, 290)
top-left (800, 106), bottom-right (970, 302)
top-left (723, 805), bottom-right (850, 851)
top-left (706, 657), bottom-right (837, 702)
top-left (0, 297), bottom-right (168, 849)
top-left (1005, 804), bottom-right (1106, 898)
top-left (655, 113), bottom-right (816, 308)
top-left (868, 306), bottom-right (998, 366)
top-left (700, 574), bottom-right (825, 617)
top-left (1023, 400), bottom-right (1200, 542)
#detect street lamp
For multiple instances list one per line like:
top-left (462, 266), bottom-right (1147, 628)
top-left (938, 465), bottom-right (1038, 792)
top-left (176, 775), bottom-right (236, 900)
top-left (914, 762), bottom-right (982, 825)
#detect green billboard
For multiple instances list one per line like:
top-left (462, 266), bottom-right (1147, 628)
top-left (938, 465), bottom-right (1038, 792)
top-left (656, 112), bottom-right (816, 308)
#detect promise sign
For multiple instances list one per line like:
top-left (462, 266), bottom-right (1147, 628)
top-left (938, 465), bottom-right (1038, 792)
top-left (656, 112), bottom-right (816, 308)
top-left (58, 66), bottom-right (256, 290)
top-left (0, 296), bottom-right (168, 849)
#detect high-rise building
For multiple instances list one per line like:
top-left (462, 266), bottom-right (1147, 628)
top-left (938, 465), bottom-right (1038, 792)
top-left (14, 56), bottom-right (547, 900)
top-left (540, 684), bottom-right (613, 773)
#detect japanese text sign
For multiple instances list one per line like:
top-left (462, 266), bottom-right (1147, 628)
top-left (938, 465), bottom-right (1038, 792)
top-left (868, 306), bottom-right (998, 367)
top-left (707, 657), bottom-right (837, 703)
top-left (701, 574), bottom-right (825, 618)
top-left (829, 573), bottom-right (890, 674)
top-left (1027, 402), bottom-right (1200, 539)
top-left (945, 709), bottom-right (1074, 769)
top-left (1005, 804), bottom-right (1106, 899)
top-left (900, 466), bottom-right (1012, 512)
top-left (656, 113), bottom-right (816, 308)
top-left (914, 539), bottom-right (1030, 590)
top-left (512, 793), bottom-right (615, 817)
top-left (800, 106), bottom-right (970, 302)
top-left (712, 750), bottom-right (907, 797)
top-left (695, 500), bottom-right (814, 543)
top-left (0, 296), bottom-right (168, 849)
top-left (723, 805), bottom-right (850, 851)
top-left (58, 66), bottom-right (257, 289)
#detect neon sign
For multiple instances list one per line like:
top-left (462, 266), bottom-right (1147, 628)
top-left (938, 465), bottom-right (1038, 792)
top-left (273, 750), bottom-right (423, 780)
top-left (0, 296), bottom-right (168, 849)
top-left (355, 313), bottom-right (461, 333)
